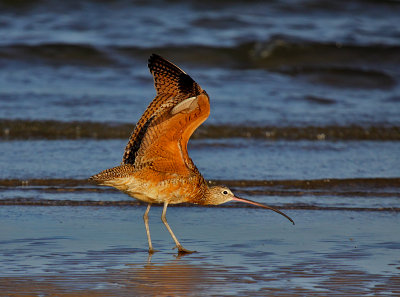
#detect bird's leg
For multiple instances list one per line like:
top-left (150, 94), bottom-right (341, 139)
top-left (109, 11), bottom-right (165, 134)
top-left (161, 202), bottom-right (196, 254)
top-left (143, 203), bottom-right (155, 254)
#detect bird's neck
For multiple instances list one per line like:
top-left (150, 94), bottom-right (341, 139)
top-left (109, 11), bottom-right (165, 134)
top-left (188, 182), bottom-right (212, 206)
top-left (197, 184), bottom-right (223, 206)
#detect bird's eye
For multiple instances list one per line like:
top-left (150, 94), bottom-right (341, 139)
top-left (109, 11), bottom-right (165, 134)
top-left (222, 190), bottom-right (228, 195)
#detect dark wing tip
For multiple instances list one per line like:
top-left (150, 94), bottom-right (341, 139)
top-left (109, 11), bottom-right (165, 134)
top-left (147, 54), bottom-right (202, 96)
top-left (148, 53), bottom-right (161, 69)
top-left (148, 53), bottom-right (182, 75)
top-left (178, 73), bottom-right (200, 95)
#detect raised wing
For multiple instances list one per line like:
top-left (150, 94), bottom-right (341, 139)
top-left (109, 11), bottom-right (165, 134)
top-left (122, 54), bottom-right (202, 165)
top-left (122, 54), bottom-right (209, 176)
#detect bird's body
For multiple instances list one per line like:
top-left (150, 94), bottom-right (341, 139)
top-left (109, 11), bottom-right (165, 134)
top-left (90, 54), bottom-right (294, 254)
top-left (96, 163), bottom-right (207, 205)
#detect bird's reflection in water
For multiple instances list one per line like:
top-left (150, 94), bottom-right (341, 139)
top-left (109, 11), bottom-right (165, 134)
top-left (117, 257), bottom-right (219, 296)
top-left (0, 257), bottom-right (226, 296)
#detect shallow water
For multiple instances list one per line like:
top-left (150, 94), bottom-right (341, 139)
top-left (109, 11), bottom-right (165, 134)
top-left (0, 206), bottom-right (399, 296)
top-left (1, 0), bottom-right (400, 295)
top-left (0, 139), bottom-right (399, 180)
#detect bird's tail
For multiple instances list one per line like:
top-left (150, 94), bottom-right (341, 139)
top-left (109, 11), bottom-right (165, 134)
top-left (89, 164), bottom-right (135, 183)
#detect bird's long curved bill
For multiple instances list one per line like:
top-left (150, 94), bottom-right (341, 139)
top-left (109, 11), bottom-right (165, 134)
top-left (232, 196), bottom-right (295, 225)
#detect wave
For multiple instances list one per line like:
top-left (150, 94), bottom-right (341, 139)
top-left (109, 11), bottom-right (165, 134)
top-left (3, 39), bottom-right (399, 69)
top-left (0, 43), bottom-right (113, 66)
top-left (1, 38), bottom-right (399, 86)
top-left (1, 119), bottom-right (399, 140)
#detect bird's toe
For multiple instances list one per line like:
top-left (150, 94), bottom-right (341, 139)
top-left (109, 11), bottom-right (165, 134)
top-left (175, 245), bottom-right (197, 254)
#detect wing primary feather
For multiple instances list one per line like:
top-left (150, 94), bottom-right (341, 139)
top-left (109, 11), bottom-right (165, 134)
top-left (148, 54), bottom-right (186, 76)
top-left (178, 73), bottom-right (201, 95)
top-left (148, 54), bottom-right (201, 96)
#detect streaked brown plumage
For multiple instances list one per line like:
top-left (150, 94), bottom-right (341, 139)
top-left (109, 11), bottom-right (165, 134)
top-left (90, 54), bottom-right (294, 254)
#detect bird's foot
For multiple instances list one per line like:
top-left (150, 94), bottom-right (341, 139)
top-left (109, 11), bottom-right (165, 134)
top-left (148, 248), bottom-right (159, 254)
top-left (174, 245), bottom-right (197, 254)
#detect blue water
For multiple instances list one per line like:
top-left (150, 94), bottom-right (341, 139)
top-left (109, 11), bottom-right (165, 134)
top-left (0, 139), bottom-right (399, 180)
top-left (1, 0), bottom-right (400, 126)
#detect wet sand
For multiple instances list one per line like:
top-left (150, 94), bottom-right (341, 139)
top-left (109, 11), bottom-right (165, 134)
top-left (1, 205), bottom-right (399, 296)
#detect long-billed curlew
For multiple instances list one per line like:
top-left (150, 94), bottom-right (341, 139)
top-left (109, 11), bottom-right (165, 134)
top-left (90, 54), bottom-right (294, 254)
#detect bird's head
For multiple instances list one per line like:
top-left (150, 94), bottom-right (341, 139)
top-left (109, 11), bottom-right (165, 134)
top-left (206, 185), bottom-right (295, 225)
